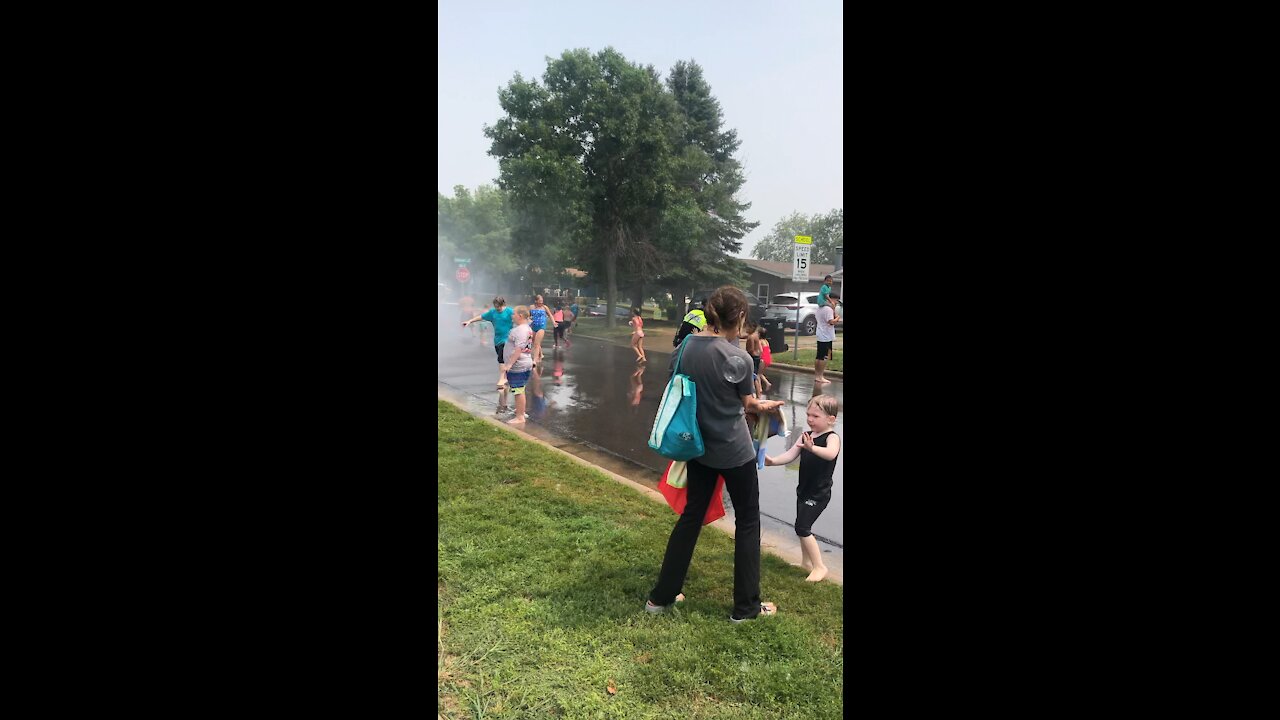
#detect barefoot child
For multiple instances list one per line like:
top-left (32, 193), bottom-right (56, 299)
top-left (498, 305), bottom-right (535, 425)
top-left (743, 321), bottom-right (764, 396)
top-left (529, 295), bottom-right (556, 368)
top-left (629, 306), bottom-right (647, 363)
top-left (552, 303), bottom-right (566, 349)
top-left (759, 337), bottom-right (773, 391)
top-left (765, 396), bottom-right (841, 582)
top-left (462, 296), bottom-right (515, 413)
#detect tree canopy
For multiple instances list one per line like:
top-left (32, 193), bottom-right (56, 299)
top-left (749, 209), bottom-right (844, 265)
top-left (484, 49), bottom-right (756, 325)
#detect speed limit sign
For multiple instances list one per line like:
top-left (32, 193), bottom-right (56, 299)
top-left (792, 235), bottom-right (812, 282)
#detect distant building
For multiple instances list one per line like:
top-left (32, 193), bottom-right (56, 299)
top-left (736, 258), bottom-right (837, 302)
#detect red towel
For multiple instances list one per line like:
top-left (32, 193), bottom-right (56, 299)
top-left (657, 462), bottom-right (726, 525)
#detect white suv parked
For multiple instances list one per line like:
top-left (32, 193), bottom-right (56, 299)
top-left (766, 292), bottom-right (843, 336)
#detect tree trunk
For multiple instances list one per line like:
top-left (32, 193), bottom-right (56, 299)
top-left (604, 245), bottom-right (618, 329)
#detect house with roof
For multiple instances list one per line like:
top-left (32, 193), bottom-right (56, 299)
top-left (735, 258), bottom-right (838, 303)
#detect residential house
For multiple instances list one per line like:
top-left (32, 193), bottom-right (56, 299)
top-left (736, 258), bottom-right (837, 303)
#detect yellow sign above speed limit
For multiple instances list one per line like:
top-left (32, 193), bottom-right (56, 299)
top-left (794, 235), bottom-right (813, 244)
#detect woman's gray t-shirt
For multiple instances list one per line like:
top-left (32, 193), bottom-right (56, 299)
top-left (670, 334), bottom-right (756, 469)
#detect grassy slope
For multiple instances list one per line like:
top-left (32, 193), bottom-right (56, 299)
top-left (438, 401), bottom-right (843, 719)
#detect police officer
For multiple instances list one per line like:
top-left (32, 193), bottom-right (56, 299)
top-left (673, 302), bottom-right (708, 347)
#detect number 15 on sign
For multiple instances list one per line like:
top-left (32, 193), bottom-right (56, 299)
top-left (792, 245), bottom-right (811, 282)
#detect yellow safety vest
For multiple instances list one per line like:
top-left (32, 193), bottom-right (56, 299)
top-left (683, 309), bottom-right (707, 329)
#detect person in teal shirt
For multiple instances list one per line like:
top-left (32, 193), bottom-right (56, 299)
top-left (463, 296), bottom-right (517, 413)
top-left (817, 275), bottom-right (833, 306)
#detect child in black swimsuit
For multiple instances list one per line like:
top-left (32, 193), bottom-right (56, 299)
top-left (765, 395), bottom-right (841, 582)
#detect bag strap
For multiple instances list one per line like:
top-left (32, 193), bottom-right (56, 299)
top-left (673, 334), bottom-right (691, 375)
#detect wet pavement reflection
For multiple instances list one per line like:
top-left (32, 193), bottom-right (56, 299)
top-left (438, 314), bottom-right (843, 574)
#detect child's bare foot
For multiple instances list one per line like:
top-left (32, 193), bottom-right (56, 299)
top-left (506, 417), bottom-right (526, 425)
top-left (805, 566), bottom-right (829, 582)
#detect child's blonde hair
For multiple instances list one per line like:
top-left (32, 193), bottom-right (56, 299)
top-left (513, 305), bottom-right (531, 318)
top-left (809, 396), bottom-right (839, 418)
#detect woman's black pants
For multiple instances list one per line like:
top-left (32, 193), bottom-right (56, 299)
top-left (649, 458), bottom-right (763, 619)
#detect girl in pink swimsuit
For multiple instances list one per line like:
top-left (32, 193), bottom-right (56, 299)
top-left (629, 307), bottom-right (646, 363)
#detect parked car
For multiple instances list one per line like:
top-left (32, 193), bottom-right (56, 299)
top-left (690, 290), bottom-right (769, 324)
top-left (586, 303), bottom-right (632, 318)
top-left (766, 292), bottom-right (844, 335)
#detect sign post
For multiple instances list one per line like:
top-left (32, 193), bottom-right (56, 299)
top-left (792, 236), bottom-right (812, 361)
top-left (455, 258), bottom-right (471, 294)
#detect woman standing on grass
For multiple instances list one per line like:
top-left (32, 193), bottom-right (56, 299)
top-left (629, 307), bottom-right (647, 364)
top-left (645, 286), bottom-right (785, 623)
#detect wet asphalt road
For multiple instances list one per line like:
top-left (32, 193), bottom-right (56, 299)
top-left (437, 315), bottom-right (844, 570)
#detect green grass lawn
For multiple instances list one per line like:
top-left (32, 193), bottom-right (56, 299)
top-left (572, 318), bottom-right (844, 373)
top-left (438, 401), bottom-right (843, 719)
top-left (571, 316), bottom-right (679, 342)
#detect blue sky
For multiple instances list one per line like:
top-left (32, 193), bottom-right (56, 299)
top-left (438, 0), bottom-right (843, 259)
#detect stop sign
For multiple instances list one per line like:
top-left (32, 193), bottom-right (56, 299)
top-left (456, 266), bottom-right (470, 282)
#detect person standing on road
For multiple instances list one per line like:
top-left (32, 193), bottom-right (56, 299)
top-left (743, 321), bottom-right (766, 396)
top-left (629, 306), bottom-right (647, 363)
top-left (814, 292), bottom-right (840, 385)
top-left (497, 305), bottom-right (535, 425)
top-left (673, 303), bottom-right (707, 347)
top-left (462, 296), bottom-right (515, 413)
top-left (569, 300), bottom-right (580, 342)
top-left (765, 395), bottom-right (841, 582)
top-left (560, 303), bottom-right (575, 348)
top-left (553, 302), bottom-right (575, 349)
top-left (529, 295), bottom-right (556, 368)
top-left (646, 286), bottom-right (785, 623)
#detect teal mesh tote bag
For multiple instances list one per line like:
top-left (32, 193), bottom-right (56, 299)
top-left (648, 335), bottom-right (705, 461)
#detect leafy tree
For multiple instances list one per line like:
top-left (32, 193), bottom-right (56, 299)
top-left (750, 209), bottom-right (843, 265)
top-left (655, 61), bottom-right (758, 313)
top-left (438, 185), bottom-right (517, 293)
top-left (438, 184), bottom-right (573, 299)
top-left (485, 50), bottom-right (757, 326)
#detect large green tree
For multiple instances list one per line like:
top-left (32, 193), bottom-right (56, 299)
top-left (750, 209), bottom-right (844, 265)
top-left (657, 60), bottom-right (758, 315)
top-left (485, 49), bottom-right (756, 326)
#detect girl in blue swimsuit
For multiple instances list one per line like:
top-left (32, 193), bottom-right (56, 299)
top-left (529, 294), bottom-right (556, 367)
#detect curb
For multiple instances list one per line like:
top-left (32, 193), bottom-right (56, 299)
top-left (437, 392), bottom-right (841, 585)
